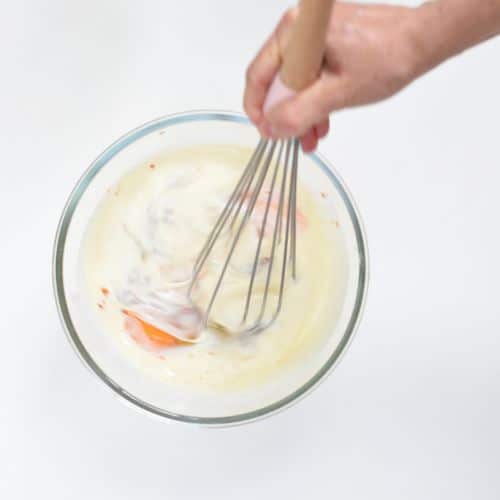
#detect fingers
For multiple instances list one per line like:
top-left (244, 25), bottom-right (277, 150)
top-left (299, 117), bottom-right (330, 152)
top-left (244, 7), bottom-right (339, 145)
top-left (243, 10), bottom-right (297, 133)
top-left (265, 74), bottom-right (346, 138)
top-left (315, 118), bottom-right (330, 139)
top-left (300, 128), bottom-right (318, 153)
top-left (243, 32), bottom-right (281, 132)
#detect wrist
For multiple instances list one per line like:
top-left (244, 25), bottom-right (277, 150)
top-left (410, 0), bottom-right (500, 77)
top-left (407, 1), bottom-right (448, 78)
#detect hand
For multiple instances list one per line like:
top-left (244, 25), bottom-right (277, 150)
top-left (244, 2), bottom-right (423, 152)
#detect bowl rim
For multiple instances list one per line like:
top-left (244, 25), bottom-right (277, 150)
top-left (52, 109), bottom-right (369, 426)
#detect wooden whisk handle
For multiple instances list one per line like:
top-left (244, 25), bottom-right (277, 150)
top-left (280, 0), bottom-right (335, 92)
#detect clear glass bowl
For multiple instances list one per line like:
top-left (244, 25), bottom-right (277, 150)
top-left (53, 110), bottom-right (368, 426)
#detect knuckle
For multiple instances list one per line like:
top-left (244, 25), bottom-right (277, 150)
top-left (242, 96), bottom-right (254, 120)
top-left (282, 7), bottom-right (298, 26)
top-left (244, 65), bottom-right (254, 84)
top-left (243, 97), bottom-right (250, 115)
top-left (245, 63), bottom-right (261, 89)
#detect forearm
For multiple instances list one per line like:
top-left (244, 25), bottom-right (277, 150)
top-left (412, 0), bottom-right (500, 75)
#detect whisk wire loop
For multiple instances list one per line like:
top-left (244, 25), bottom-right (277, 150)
top-left (188, 138), bottom-right (299, 334)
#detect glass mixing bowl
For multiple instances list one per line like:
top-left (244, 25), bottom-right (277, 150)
top-left (53, 110), bottom-right (368, 426)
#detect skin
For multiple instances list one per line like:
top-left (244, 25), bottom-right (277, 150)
top-left (244, 0), bottom-right (500, 152)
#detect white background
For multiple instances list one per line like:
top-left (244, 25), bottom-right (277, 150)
top-left (1, 0), bottom-right (499, 498)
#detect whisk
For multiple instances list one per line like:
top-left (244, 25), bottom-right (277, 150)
top-left (188, 0), bottom-right (335, 335)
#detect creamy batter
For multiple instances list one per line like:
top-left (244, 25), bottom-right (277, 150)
top-left (83, 145), bottom-right (343, 391)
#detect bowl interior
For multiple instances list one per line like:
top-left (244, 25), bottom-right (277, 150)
top-left (54, 111), bottom-right (367, 425)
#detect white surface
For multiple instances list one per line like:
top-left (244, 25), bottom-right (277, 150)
top-left (1, 1), bottom-right (499, 498)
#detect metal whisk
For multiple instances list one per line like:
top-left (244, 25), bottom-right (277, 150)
top-left (187, 138), bottom-right (299, 335)
top-left (187, 0), bottom-right (334, 335)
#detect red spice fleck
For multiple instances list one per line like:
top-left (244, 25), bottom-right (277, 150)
top-left (100, 287), bottom-right (110, 296)
top-left (149, 163), bottom-right (156, 170)
top-left (321, 192), bottom-right (328, 198)
top-left (98, 303), bottom-right (104, 310)
top-left (159, 130), bottom-right (166, 135)
top-left (335, 220), bottom-right (340, 228)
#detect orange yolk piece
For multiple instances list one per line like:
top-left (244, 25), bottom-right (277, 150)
top-left (122, 309), bottom-right (185, 347)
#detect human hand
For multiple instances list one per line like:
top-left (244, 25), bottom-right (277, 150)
top-left (244, 2), bottom-right (423, 152)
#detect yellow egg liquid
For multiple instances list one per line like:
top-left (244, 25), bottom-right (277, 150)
top-left (83, 145), bottom-right (346, 392)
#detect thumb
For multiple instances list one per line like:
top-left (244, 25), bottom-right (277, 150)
top-left (264, 75), bottom-right (347, 138)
